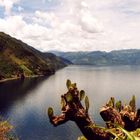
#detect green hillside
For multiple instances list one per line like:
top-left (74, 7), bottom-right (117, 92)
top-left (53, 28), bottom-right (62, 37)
top-left (0, 32), bottom-right (68, 80)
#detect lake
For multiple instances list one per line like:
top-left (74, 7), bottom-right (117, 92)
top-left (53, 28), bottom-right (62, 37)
top-left (0, 65), bottom-right (140, 140)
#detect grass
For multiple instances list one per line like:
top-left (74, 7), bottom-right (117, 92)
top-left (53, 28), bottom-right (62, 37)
top-left (20, 64), bottom-right (33, 76)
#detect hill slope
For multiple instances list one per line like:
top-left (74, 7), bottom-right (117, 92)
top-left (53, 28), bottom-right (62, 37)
top-left (0, 32), bottom-right (68, 80)
top-left (43, 52), bottom-right (72, 66)
top-left (51, 50), bottom-right (140, 66)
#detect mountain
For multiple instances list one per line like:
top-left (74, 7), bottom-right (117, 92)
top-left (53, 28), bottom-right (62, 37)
top-left (43, 52), bottom-right (72, 66)
top-left (51, 49), bottom-right (140, 66)
top-left (0, 32), bottom-right (68, 80)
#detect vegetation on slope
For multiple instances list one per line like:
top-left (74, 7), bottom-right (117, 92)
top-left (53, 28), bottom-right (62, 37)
top-left (0, 32), bottom-right (68, 80)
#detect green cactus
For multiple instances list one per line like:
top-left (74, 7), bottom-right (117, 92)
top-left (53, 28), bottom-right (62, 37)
top-left (107, 97), bottom-right (115, 108)
top-left (65, 92), bottom-right (73, 102)
top-left (66, 79), bottom-right (71, 90)
top-left (111, 97), bottom-right (115, 108)
top-left (85, 96), bottom-right (89, 113)
top-left (129, 95), bottom-right (136, 112)
top-left (77, 136), bottom-right (87, 140)
top-left (80, 90), bottom-right (85, 101)
top-left (71, 83), bottom-right (77, 89)
top-left (115, 100), bottom-right (122, 112)
top-left (61, 97), bottom-right (66, 109)
top-left (48, 107), bottom-right (54, 119)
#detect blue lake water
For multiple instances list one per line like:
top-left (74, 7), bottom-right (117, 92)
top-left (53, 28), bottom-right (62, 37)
top-left (0, 65), bottom-right (140, 140)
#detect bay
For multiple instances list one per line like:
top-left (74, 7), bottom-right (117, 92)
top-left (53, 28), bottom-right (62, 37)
top-left (0, 65), bottom-right (140, 140)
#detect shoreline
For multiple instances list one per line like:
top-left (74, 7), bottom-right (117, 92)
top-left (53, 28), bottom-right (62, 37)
top-left (0, 66), bottom-right (67, 83)
top-left (0, 77), bottom-right (18, 83)
top-left (0, 75), bottom-right (44, 83)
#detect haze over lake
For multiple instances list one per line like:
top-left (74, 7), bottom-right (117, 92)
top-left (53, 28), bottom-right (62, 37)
top-left (0, 65), bottom-right (140, 140)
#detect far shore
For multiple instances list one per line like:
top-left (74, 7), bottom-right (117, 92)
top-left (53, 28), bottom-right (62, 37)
top-left (0, 75), bottom-right (44, 83)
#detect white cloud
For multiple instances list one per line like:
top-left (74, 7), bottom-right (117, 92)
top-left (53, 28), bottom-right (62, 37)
top-left (0, 15), bottom-right (25, 35)
top-left (0, 0), bottom-right (20, 15)
top-left (0, 0), bottom-right (140, 52)
top-left (34, 10), bottom-right (59, 27)
top-left (18, 6), bottom-right (23, 12)
top-left (79, 8), bottom-right (103, 33)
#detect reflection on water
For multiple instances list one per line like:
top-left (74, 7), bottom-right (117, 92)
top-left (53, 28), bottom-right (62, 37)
top-left (0, 77), bottom-right (46, 112)
top-left (0, 65), bottom-right (140, 140)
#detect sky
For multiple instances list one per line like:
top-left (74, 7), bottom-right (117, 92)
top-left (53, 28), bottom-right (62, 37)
top-left (0, 0), bottom-right (140, 52)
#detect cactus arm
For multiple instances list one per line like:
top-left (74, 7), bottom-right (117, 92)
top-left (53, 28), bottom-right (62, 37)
top-left (49, 113), bottom-right (68, 127)
top-left (100, 97), bottom-right (140, 131)
top-left (48, 80), bottom-right (111, 140)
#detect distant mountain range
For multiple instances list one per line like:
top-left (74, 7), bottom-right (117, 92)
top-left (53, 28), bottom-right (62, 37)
top-left (0, 32), bottom-right (70, 80)
top-left (50, 50), bottom-right (140, 66)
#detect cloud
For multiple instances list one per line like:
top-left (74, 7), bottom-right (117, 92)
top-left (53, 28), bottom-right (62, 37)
top-left (17, 6), bottom-right (23, 12)
top-left (0, 15), bottom-right (25, 34)
top-left (59, 0), bottom-right (103, 33)
top-left (34, 10), bottom-right (59, 27)
top-left (0, 0), bottom-right (20, 15)
top-left (79, 7), bottom-right (103, 33)
top-left (0, 0), bottom-right (140, 52)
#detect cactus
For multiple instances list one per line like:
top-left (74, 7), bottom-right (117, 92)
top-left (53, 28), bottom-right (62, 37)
top-left (48, 107), bottom-right (54, 119)
top-left (111, 97), bottom-right (115, 108)
top-left (71, 83), bottom-right (77, 89)
top-left (80, 90), bottom-right (85, 101)
top-left (85, 96), bottom-right (89, 113)
top-left (66, 79), bottom-right (71, 90)
top-left (129, 95), bottom-right (136, 112)
top-left (107, 97), bottom-right (115, 108)
top-left (48, 80), bottom-right (140, 140)
top-left (77, 136), bottom-right (87, 140)
top-left (116, 100), bottom-right (122, 112)
top-left (61, 96), bottom-right (66, 109)
top-left (65, 92), bottom-right (73, 102)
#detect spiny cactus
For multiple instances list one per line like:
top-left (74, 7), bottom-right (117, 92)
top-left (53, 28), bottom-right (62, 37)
top-left (61, 96), bottom-right (66, 109)
top-left (116, 100), bottom-right (122, 112)
top-left (65, 92), bottom-right (73, 102)
top-left (80, 90), bottom-right (85, 101)
top-left (106, 97), bottom-right (115, 108)
top-left (85, 96), bottom-right (89, 113)
top-left (48, 80), bottom-right (140, 140)
top-left (48, 107), bottom-right (54, 119)
top-left (66, 79), bottom-right (71, 90)
top-left (129, 95), bottom-right (136, 112)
